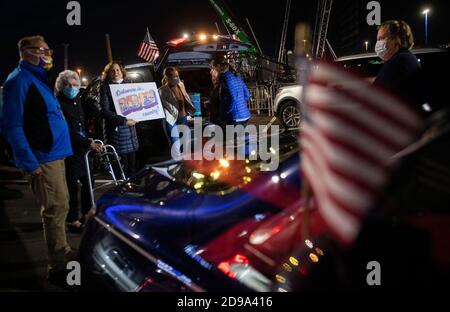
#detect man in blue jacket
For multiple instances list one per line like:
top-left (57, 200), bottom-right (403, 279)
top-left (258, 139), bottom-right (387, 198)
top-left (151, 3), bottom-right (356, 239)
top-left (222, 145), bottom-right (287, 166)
top-left (214, 60), bottom-right (251, 126)
top-left (1, 36), bottom-right (74, 281)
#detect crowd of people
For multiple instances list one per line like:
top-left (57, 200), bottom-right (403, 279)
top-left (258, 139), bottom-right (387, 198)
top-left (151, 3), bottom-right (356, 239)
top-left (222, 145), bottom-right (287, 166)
top-left (0, 34), bottom-right (253, 285)
top-left (0, 19), bottom-right (426, 286)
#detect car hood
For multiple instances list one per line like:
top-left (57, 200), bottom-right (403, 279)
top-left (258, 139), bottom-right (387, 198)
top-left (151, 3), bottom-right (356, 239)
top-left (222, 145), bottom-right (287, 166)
top-left (95, 152), bottom-right (301, 252)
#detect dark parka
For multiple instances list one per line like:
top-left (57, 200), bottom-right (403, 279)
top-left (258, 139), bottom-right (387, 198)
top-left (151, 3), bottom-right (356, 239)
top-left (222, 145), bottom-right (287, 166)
top-left (58, 93), bottom-right (91, 177)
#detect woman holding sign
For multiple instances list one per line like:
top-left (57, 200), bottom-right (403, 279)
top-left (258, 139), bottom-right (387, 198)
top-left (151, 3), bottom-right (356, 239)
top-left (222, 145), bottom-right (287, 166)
top-left (100, 61), bottom-right (139, 176)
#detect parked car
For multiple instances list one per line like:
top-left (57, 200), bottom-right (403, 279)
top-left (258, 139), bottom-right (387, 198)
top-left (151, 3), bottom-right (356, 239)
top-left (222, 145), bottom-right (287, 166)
top-left (274, 84), bottom-right (303, 129)
top-left (274, 47), bottom-right (450, 129)
top-left (78, 105), bottom-right (450, 291)
top-left (78, 131), bottom-right (300, 291)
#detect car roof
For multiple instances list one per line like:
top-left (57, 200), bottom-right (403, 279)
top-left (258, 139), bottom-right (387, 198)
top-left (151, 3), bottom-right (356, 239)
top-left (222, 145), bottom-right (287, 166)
top-left (335, 47), bottom-right (449, 62)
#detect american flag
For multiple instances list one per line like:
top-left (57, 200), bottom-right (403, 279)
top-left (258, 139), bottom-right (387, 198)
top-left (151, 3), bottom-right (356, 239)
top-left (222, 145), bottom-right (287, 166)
top-left (137, 29), bottom-right (159, 63)
top-left (301, 62), bottom-right (421, 246)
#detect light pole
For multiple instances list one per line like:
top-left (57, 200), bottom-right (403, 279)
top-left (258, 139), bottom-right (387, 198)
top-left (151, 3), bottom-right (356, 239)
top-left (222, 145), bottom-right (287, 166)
top-left (364, 41), bottom-right (369, 53)
top-left (422, 9), bottom-right (430, 46)
top-left (76, 68), bottom-right (82, 78)
top-left (63, 43), bottom-right (69, 70)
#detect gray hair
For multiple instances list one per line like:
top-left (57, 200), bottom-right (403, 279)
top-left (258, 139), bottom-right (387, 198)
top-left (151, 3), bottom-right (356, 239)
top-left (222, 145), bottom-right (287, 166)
top-left (55, 70), bottom-right (81, 94)
top-left (18, 35), bottom-right (45, 55)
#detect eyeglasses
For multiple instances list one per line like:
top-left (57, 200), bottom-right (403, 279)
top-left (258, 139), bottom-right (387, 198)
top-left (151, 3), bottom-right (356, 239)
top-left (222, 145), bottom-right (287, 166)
top-left (23, 46), bottom-right (54, 56)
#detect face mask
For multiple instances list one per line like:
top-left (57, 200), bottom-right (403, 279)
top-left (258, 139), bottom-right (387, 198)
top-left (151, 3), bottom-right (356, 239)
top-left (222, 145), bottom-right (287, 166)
top-left (114, 79), bottom-right (124, 84)
top-left (26, 50), bottom-right (53, 71)
top-left (63, 86), bottom-right (79, 99)
top-left (375, 40), bottom-right (388, 60)
top-left (170, 77), bottom-right (180, 85)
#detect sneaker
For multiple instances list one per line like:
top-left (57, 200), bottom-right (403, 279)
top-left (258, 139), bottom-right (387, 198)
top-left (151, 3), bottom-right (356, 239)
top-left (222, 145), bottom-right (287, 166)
top-left (47, 269), bottom-right (78, 291)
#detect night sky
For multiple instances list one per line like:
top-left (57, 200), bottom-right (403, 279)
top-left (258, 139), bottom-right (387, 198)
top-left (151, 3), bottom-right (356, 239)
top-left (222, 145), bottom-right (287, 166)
top-left (1, 0), bottom-right (449, 82)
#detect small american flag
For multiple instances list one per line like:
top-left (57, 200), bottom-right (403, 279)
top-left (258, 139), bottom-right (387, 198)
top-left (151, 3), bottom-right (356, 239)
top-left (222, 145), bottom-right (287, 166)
top-left (301, 62), bottom-right (422, 246)
top-left (137, 28), bottom-right (159, 63)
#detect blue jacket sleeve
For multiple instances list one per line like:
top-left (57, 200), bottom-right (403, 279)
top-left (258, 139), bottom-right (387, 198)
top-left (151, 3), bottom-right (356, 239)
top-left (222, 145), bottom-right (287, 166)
top-left (224, 74), bottom-right (236, 115)
top-left (242, 80), bottom-right (250, 102)
top-left (1, 78), bottom-right (40, 172)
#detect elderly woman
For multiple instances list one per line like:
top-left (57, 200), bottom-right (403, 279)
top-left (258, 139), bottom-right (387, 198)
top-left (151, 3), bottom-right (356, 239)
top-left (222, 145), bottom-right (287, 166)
top-left (55, 70), bottom-right (102, 233)
top-left (100, 61), bottom-right (139, 176)
top-left (374, 20), bottom-right (427, 116)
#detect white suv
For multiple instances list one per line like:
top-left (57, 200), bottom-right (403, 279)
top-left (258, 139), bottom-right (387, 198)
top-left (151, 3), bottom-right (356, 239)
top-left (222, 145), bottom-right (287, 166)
top-left (274, 84), bottom-right (303, 129)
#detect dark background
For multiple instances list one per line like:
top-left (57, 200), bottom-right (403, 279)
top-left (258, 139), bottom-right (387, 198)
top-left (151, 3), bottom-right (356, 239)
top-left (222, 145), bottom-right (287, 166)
top-left (0, 0), bottom-right (449, 82)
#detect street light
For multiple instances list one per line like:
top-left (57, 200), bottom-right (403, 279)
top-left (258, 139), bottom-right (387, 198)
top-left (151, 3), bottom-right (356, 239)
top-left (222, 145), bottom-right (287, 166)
top-left (422, 8), bottom-right (430, 46)
top-left (364, 41), bottom-right (369, 52)
top-left (76, 68), bottom-right (82, 77)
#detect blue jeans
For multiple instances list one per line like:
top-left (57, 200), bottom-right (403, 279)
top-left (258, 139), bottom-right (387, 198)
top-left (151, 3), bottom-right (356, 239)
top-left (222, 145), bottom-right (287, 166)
top-left (166, 116), bottom-right (188, 159)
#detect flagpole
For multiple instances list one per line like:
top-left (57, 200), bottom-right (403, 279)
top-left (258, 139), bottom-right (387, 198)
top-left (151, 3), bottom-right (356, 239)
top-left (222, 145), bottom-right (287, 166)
top-left (295, 23), bottom-right (312, 241)
top-left (105, 33), bottom-right (113, 63)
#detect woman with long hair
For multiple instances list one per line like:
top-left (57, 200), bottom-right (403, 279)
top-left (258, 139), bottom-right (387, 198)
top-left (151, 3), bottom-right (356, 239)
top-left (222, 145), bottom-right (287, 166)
top-left (99, 61), bottom-right (139, 176)
top-left (158, 67), bottom-right (195, 159)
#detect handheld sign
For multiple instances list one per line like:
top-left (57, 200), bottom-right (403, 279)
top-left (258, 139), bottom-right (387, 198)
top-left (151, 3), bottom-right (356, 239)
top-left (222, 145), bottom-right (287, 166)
top-left (109, 82), bottom-right (165, 122)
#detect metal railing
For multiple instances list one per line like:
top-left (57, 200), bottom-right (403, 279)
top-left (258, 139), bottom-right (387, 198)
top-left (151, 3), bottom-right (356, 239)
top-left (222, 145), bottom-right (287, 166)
top-left (248, 84), bottom-right (276, 116)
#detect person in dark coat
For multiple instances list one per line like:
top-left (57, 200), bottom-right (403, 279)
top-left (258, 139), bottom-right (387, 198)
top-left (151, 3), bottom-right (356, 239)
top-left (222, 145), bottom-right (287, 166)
top-left (100, 61), bottom-right (139, 176)
top-left (374, 20), bottom-right (428, 117)
top-left (55, 70), bottom-right (103, 233)
top-left (207, 66), bottom-right (221, 125)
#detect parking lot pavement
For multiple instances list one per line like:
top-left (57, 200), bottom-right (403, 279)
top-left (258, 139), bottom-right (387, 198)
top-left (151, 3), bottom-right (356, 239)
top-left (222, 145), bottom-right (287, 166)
top-left (248, 114), bottom-right (280, 127)
top-left (0, 166), bottom-right (82, 291)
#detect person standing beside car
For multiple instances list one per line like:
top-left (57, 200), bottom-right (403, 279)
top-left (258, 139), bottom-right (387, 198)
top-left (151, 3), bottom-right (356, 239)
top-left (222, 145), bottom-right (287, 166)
top-left (374, 20), bottom-right (428, 116)
top-left (159, 67), bottom-right (195, 158)
top-left (207, 66), bottom-right (221, 125)
top-left (55, 70), bottom-right (103, 233)
top-left (100, 61), bottom-right (139, 176)
top-left (212, 60), bottom-right (251, 127)
top-left (1, 35), bottom-right (75, 282)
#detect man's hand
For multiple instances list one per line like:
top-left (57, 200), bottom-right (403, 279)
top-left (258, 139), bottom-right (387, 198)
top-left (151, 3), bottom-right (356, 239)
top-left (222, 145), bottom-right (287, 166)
top-left (31, 167), bottom-right (43, 176)
top-left (126, 119), bottom-right (137, 126)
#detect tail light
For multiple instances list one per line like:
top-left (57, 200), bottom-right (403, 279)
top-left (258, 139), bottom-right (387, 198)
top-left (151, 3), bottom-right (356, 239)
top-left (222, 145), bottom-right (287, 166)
top-left (217, 254), bottom-right (249, 279)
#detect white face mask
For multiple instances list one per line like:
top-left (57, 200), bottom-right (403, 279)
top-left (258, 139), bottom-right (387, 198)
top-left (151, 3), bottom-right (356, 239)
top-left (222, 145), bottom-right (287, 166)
top-left (375, 40), bottom-right (388, 60)
top-left (114, 79), bottom-right (124, 84)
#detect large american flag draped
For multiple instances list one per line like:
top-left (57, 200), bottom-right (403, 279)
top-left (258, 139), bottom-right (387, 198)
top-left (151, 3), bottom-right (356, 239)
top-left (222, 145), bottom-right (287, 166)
top-left (137, 29), bottom-right (159, 63)
top-left (301, 62), bottom-right (422, 246)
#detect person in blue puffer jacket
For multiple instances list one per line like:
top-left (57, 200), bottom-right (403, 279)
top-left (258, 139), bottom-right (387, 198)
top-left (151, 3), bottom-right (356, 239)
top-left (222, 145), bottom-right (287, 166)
top-left (0, 35), bottom-right (74, 283)
top-left (213, 59), bottom-right (251, 127)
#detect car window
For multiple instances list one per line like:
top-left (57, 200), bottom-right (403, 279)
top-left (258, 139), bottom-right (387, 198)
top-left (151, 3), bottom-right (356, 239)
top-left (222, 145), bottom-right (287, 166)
top-left (336, 56), bottom-right (383, 78)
